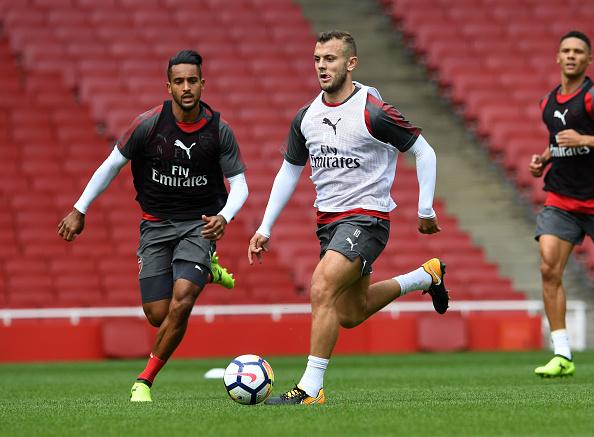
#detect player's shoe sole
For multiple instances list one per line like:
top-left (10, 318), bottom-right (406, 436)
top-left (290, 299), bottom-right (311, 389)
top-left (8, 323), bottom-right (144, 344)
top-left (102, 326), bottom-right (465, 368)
top-left (265, 385), bottom-right (325, 405)
top-left (130, 381), bottom-right (152, 402)
top-left (421, 258), bottom-right (449, 314)
top-left (210, 251), bottom-right (235, 289)
top-left (534, 355), bottom-right (575, 378)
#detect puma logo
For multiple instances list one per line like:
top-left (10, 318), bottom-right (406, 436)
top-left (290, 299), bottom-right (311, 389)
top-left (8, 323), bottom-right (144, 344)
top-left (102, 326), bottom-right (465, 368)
top-left (346, 237), bottom-right (358, 251)
top-left (174, 139), bottom-right (196, 158)
top-left (554, 109), bottom-right (568, 126)
top-left (322, 117), bottom-right (341, 134)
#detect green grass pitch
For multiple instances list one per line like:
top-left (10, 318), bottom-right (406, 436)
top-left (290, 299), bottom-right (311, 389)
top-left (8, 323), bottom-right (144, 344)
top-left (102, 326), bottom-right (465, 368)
top-left (1, 351), bottom-right (593, 436)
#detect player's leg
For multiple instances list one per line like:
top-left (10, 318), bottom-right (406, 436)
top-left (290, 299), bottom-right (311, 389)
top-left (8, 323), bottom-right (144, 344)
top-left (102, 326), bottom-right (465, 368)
top-left (150, 274), bottom-right (206, 360)
top-left (362, 258), bottom-right (449, 317)
top-left (534, 234), bottom-right (575, 377)
top-left (131, 221), bottom-right (177, 401)
top-left (334, 259), bottom-right (447, 329)
top-left (266, 250), bottom-right (363, 405)
top-left (148, 219), bottom-right (221, 361)
top-left (534, 207), bottom-right (580, 377)
top-left (539, 235), bottom-right (573, 332)
top-left (132, 220), bottom-right (211, 401)
top-left (133, 269), bottom-right (208, 401)
top-left (333, 215), bottom-right (448, 325)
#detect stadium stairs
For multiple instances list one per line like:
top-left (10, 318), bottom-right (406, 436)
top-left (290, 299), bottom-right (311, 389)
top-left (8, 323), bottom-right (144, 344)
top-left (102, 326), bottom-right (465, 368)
top-left (0, 0), bottom-right (579, 359)
top-left (295, 0), bottom-right (594, 345)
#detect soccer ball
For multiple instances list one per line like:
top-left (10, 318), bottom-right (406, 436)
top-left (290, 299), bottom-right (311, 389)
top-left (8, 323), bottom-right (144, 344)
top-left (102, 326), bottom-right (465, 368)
top-left (223, 354), bottom-right (274, 405)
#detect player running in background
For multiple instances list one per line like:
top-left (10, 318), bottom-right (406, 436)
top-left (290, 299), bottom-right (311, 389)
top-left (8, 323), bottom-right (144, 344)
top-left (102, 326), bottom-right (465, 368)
top-left (58, 50), bottom-right (248, 401)
top-left (248, 31), bottom-right (449, 405)
top-left (529, 31), bottom-right (594, 378)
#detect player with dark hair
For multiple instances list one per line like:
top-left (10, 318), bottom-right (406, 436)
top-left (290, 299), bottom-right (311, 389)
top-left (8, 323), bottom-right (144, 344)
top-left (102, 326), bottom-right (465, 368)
top-left (248, 30), bottom-right (449, 404)
top-left (58, 49), bottom-right (248, 401)
top-left (529, 30), bottom-right (594, 377)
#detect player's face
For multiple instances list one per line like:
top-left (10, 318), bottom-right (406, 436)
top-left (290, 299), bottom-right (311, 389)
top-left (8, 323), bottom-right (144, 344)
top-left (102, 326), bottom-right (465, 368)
top-left (167, 64), bottom-right (205, 112)
top-left (314, 39), bottom-right (356, 94)
top-left (557, 37), bottom-right (592, 79)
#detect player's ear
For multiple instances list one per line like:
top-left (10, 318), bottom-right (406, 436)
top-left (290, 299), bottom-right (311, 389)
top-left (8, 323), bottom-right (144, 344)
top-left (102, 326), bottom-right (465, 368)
top-left (167, 81), bottom-right (172, 95)
top-left (347, 56), bottom-right (358, 72)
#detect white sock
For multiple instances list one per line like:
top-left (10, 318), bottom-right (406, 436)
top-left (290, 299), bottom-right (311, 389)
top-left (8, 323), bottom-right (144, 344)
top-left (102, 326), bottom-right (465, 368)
top-left (298, 355), bottom-right (329, 397)
top-left (394, 267), bottom-right (432, 297)
top-left (551, 329), bottom-right (572, 360)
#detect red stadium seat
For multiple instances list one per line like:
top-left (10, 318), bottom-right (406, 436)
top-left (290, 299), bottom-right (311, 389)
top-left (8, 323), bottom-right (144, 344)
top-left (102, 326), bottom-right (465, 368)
top-left (0, 0), bottom-right (535, 311)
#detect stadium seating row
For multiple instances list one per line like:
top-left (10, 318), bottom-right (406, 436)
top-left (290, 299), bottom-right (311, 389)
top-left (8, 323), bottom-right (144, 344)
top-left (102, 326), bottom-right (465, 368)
top-left (0, 0), bottom-right (528, 309)
top-left (381, 0), bottom-right (594, 276)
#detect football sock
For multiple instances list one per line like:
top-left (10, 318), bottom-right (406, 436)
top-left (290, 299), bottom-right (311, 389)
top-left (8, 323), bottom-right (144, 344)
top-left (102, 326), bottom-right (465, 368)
top-left (137, 353), bottom-right (166, 385)
top-left (298, 355), bottom-right (329, 397)
top-left (551, 329), bottom-right (572, 360)
top-left (394, 267), bottom-right (432, 297)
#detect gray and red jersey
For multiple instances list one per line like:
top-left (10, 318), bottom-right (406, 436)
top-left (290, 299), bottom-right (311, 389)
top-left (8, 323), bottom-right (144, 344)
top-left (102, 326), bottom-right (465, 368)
top-left (284, 83), bottom-right (420, 220)
top-left (117, 100), bottom-right (244, 220)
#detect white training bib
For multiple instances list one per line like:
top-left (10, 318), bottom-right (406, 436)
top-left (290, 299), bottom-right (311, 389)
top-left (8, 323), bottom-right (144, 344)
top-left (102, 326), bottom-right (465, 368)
top-left (300, 84), bottom-right (398, 212)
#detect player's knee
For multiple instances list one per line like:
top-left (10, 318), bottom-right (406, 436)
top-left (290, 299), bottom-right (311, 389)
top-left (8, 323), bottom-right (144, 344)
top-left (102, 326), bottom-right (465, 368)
top-left (309, 279), bottom-right (334, 307)
top-left (540, 260), bottom-right (562, 285)
top-left (169, 287), bottom-right (198, 321)
top-left (169, 296), bottom-right (192, 319)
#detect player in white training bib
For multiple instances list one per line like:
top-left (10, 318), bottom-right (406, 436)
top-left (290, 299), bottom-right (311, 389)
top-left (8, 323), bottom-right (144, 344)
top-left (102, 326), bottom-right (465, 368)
top-left (248, 31), bottom-right (450, 405)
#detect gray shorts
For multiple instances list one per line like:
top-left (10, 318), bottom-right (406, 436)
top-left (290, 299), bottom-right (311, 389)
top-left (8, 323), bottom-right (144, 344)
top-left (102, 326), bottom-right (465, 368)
top-left (316, 215), bottom-right (390, 276)
top-left (535, 206), bottom-right (594, 245)
top-left (137, 219), bottom-right (214, 280)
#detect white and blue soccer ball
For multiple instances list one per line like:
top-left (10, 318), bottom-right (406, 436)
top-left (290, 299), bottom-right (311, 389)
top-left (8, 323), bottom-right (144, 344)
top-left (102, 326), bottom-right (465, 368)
top-left (223, 354), bottom-right (274, 405)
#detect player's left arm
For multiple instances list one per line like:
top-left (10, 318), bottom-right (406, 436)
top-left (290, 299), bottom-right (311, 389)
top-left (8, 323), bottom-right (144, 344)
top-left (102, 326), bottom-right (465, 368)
top-left (555, 130), bottom-right (594, 147)
top-left (406, 136), bottom-right (440, 234)
top-left (366, 94), bottom-right (439, 234)
top-left (202, 122), bottom-right (248, 240)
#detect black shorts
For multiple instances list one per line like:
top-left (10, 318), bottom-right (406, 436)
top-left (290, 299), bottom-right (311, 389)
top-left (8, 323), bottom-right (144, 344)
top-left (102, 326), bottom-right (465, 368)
top-left (535, 206), bottom-right (594, 245)
top-left (316, 215), bottom-right (390, 276)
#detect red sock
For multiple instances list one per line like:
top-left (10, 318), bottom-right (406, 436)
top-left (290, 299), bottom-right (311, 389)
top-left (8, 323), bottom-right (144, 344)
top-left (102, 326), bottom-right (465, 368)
top-left (137, 353), bottom-right (166, 385)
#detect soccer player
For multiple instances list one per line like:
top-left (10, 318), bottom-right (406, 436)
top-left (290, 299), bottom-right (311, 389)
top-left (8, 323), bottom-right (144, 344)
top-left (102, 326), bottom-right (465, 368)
top-left (58, 50), bottom-right (248, 401)
top-left (529, 31), bottom-right (594, 378)
top-left (248, 31), bottom-right (449, 404)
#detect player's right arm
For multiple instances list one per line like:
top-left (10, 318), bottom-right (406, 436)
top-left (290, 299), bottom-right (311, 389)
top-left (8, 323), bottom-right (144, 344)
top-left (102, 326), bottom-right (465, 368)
top-left (530, 93), bottom-right (554, 178)
top-left (248, 106), bottom-right (309, 264)
top-left (57, 147), bottom-right (129, 241)
top-left (529, 147), bottom-right (552, 178)
top-left (248, 160), bottom-right (304, 264)
top-left (58, 106), bottom-right (159, 242)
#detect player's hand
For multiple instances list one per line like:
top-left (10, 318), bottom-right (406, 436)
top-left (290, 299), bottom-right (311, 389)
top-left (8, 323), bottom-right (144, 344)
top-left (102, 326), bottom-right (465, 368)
top-left (57, 209), bottom-right (85, 242)
top-left (248, 233), bottom-right (269, 265)
top-left (556, 129), bottom-right (584, 147)
top-left (529, 154), bottom-right (546, 177)
top-left (201, 214), bottom-right (227, 241)
top-left (418, 216), bottom-right (440, 234)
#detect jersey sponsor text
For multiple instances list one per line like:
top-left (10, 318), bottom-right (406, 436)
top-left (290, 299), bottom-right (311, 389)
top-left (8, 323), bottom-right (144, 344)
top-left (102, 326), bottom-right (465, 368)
top-left (151, 167), bottom-right (208, 187)
top-left (549, 144), bottom-right (591, 157)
